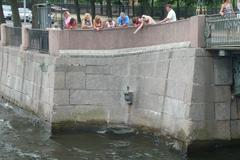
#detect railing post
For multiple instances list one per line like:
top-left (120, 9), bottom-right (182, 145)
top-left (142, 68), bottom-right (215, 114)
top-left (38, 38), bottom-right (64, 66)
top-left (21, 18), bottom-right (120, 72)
top-left (20, 26), bottom-right (29, 51)
top-left (48, 28), bottom-right (61, 56)
top-left (189, 15), bottom-right (206, 48)
top-left (0, 24), bottom-right (7, 46)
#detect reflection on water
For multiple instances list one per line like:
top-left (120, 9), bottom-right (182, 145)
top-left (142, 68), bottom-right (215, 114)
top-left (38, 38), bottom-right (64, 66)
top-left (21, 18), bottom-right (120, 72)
top-left (0, 102), bottom-right (239, 160)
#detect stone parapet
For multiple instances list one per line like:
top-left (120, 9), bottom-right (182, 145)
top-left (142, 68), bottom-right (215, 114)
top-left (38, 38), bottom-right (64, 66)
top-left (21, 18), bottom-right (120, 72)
top-left (48, 15), bottom-right (206, 55)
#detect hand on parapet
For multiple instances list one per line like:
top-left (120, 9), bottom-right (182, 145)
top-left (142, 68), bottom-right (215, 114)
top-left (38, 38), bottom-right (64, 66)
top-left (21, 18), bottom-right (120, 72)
top-left (133, 23), bottom-right (143, 34)
top-left (158, 21), bottom-right (164, 24)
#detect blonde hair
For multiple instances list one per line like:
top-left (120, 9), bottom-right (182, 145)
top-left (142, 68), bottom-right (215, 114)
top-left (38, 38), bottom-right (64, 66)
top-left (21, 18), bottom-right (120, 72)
top-left (64, 11), bottom-right (70, 17)
top-left (83, 13), bottom-right (92, 21)
top-left (81, 13), bottom-right (93, 29)
top-left (142, 15), bottom-right (148, 21)
top-left (94, 15), bottom-right (102, 23)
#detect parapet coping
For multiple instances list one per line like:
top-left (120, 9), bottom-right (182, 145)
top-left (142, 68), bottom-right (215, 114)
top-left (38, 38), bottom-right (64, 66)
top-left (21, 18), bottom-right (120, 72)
top-left (59, 42), bottom-right (191, 58)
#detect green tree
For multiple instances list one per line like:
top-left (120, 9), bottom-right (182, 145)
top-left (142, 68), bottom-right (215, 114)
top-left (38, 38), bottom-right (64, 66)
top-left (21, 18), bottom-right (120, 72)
top-left (0, 0), bottom-right (5, 24)
top-left (10, 0), bottom-right (21, 27)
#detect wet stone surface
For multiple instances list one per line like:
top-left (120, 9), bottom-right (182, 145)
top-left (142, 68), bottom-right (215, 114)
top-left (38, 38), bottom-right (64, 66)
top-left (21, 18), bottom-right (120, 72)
top-left (0, 102), bottom-right (239, 160)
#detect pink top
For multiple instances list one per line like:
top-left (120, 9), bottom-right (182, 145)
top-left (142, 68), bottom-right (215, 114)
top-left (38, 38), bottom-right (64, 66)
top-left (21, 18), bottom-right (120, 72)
top-left (64, 16), bottom-right (71, 27)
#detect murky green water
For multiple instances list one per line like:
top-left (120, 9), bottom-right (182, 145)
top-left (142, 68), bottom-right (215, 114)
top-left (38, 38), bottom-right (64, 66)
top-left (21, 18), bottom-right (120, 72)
top-left (0, 102), bottom-right (239, 160)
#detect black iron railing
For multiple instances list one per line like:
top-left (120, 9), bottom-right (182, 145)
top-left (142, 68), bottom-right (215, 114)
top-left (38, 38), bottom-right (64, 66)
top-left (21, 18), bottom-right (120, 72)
top-left (28, 29), bottom-right (49, 53)
top-left (205, 14), bottom-right (240, 49)
top-left (5, 26), bottom-right (22, 47)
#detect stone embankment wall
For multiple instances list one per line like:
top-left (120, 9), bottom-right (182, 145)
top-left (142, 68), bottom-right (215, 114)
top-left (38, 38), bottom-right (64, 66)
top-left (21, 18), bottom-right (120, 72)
top-left (0, 42), bottom-right (240, 152)
top-left (52, 42), bottom-right (240, 150)
top-left (52, 42), bottom-right (196, 141)
top-left (0, 47), bottom-right (55, 122)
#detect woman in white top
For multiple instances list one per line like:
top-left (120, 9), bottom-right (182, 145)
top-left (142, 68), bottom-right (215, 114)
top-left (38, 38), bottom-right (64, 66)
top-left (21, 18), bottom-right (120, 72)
top-left (159, 4), bottom-right (177, 24)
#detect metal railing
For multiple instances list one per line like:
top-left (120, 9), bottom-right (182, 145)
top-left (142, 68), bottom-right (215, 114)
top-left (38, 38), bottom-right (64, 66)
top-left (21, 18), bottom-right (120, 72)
top-left (28, 29), bottom-right (49, 53)
top-left (205, 14), bottom-right (240, 49)
top-left (5, 26), bottom-right (22, 47)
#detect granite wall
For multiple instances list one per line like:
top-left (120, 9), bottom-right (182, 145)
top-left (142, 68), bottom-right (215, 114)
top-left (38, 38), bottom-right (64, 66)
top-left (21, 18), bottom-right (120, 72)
top-left (0, 46), bottom-right (55, 122)
top-left (0, 43), bottom-right (239, 153)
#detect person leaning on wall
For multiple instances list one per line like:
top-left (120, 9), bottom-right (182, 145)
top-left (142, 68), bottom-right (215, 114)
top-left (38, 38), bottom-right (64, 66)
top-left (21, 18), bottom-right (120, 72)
top-left (63, 11), bottom-right (71, 29)
top-left (81, 13), bottom-right (93, 29)
top-left (68, 18), bottom-right (78, 29)
top-left (117, 12), bottom-right (130, 27)
top-left (133, 15), bottom-right (156, 34)
top-left (63, 11), bottom-right (78, 30)
top-left (93, 15), bottom-right (103, 31)
top-left (105, 18), bottom-right (116, 28)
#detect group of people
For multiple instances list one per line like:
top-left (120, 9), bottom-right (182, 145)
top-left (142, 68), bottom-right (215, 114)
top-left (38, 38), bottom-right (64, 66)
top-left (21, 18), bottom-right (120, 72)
top-left (63, 4), bottom-right (176, 33)
top-left (63, 0), bottom-right (240, 32)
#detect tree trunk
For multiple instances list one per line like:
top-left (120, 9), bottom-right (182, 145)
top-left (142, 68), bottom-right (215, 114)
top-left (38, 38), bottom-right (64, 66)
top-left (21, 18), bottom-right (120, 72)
top-left (0, 0), bottom-right (5, 24)
top-left (132, 0), bottom-right (135, 17)
top-left (74, 0), bottom-right (81, 24)
top-left (100, 0), bottom-right (103, 15)
top-left (90, 0), bottom-right (95, 19)
top-left (10, 0), bottom-right (21, 27)
top-left (32, 0), bottom-right (38, 28)
top-left (177, 0), bottom-right (180, 19)
top-left (106, 0), bottom-right (112, 17)
top-left (151, 0), bottom-right (154, 17)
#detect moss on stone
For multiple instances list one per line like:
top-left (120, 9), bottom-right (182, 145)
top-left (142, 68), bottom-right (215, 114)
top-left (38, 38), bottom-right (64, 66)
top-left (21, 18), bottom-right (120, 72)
top-left (191, 127), bottom-right (210, 140)
top-left (51, 120), bottom-right (107, 134)
top-left (73, 108), bottom-right (106, 122)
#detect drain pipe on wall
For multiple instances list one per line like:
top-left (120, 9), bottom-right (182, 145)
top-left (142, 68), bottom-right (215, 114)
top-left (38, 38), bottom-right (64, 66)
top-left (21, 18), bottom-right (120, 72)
top-left (230, 52), bottom-right (239, 140)
top-left (229, 95), bottom-right (238, 140)
top-left (230, 53), bottom-right (234, 140)
top-left (124, 86), bottom-right (133, 105)
top-left (124, 86), bottom-right (133, 124)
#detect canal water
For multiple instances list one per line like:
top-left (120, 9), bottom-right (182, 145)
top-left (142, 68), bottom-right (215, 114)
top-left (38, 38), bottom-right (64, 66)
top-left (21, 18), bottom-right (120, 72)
top-left (0, 102), bottom-right (239, 160)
